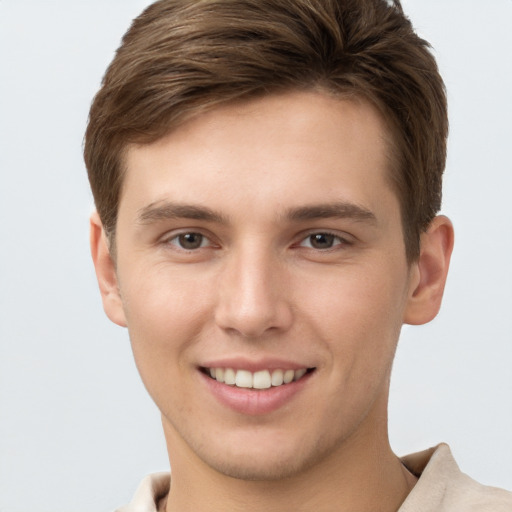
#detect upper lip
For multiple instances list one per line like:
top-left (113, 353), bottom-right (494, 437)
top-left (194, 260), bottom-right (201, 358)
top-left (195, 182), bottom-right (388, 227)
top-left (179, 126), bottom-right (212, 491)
top-left (200, 357), bottom-right (315, 372)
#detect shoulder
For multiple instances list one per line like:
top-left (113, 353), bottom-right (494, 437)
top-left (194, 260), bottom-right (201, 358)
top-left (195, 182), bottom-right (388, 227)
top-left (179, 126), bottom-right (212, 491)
top-left (115, 472), bottom-right (170, 512)
top-left (400, 444), bottom-right (512, 511)
top-left (445, 468), bottom-right (512, 511)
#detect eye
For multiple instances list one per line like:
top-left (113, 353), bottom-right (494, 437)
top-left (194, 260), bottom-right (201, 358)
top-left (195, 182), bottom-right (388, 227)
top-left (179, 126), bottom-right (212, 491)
top-left (168, 232), bottom-right (210, 250)
top-left (299, 232), bottom-right (347, 250)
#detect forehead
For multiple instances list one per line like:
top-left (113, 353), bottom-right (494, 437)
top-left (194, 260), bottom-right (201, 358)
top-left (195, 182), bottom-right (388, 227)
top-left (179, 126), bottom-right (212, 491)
top-left (120, 91), bottom-right (398, 224)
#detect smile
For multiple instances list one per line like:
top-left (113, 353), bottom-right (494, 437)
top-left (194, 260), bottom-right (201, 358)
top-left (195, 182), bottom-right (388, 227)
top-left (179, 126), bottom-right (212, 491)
top-left (203, 367), bottom-right (314, 389)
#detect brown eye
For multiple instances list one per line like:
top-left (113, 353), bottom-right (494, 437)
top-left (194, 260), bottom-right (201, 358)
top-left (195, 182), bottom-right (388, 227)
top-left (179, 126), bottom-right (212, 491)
top-left (308, 233), bottom-right (336, 249)
top-left (175, 233), bottom-right (205, 250)
top-left (298, 232), bottom-right (349, 250)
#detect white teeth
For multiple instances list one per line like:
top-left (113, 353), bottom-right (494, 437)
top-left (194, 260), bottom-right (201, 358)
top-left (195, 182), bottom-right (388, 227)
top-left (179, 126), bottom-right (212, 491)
top-left (235, 370), bottom-right (253, 388)
top-left (224, 368), bottom-right (236, 385)
top-left (271, 369), bottom-right (284, 386)
top-left (294, 368), bottom-right (307, 381)
top-left (215, 368), bottom-right (225, 383)
top-left (207, 367), bottom-right (310, 389)
top-left (283, 369), bottom-right (295, 384)
top-left (253, 370), bottom-right (271, 389)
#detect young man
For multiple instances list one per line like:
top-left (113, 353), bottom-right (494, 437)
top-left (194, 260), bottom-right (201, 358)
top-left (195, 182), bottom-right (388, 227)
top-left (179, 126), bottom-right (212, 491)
top-left (85, 1), bottom-right (512, 510)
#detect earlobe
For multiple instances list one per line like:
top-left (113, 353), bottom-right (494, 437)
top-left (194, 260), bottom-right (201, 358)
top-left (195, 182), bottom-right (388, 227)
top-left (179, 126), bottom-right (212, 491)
top-left (404, 215), bottom-right (454, 325)
top-left (89, 211), bottom-right (127, 327)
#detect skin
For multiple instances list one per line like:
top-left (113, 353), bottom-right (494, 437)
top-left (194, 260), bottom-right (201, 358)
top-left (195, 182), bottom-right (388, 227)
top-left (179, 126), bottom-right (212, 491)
top-left (91, 91), bottom-right (453, 511)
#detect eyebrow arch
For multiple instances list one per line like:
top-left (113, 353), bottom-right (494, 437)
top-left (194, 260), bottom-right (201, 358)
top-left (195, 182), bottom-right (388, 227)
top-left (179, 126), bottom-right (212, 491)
top-left (285, 202), bottom-right (377, 223)
top-left (137, 201), bottom-right (226, 225)
top-left (137, 200), bottom-right (376, 226)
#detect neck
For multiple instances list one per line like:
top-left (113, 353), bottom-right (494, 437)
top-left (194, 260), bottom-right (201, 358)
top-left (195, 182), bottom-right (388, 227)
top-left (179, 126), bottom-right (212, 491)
top-left (162, 403), bottom-right (417, 512)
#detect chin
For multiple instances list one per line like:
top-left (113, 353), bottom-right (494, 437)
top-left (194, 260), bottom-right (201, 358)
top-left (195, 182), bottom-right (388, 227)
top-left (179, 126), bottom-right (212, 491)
top-left (206, 456), bottom-right (308, 482)
top-left (197, 436), bottom-right (331, 482)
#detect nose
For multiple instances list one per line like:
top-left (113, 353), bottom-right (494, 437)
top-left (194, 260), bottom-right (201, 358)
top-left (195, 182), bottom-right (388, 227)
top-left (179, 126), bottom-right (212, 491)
top-left (214, 244), bottom-right (293, 338)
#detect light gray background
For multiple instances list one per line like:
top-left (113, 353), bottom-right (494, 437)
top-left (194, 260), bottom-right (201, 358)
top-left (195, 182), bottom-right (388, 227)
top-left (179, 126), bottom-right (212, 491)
top-left (1, 1), bottom-right (511, 511)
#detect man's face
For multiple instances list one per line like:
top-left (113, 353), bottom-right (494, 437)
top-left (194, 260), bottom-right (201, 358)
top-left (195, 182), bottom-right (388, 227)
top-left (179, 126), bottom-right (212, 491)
top-left (110, 91), bottom-right (419, 480)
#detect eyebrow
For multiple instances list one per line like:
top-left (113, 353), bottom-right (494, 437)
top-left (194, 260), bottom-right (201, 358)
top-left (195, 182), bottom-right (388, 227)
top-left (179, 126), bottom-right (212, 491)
top-left (137, 201), bottom-right (226, 225)
top-left (285, 202), bottom-right (377, 224)
top-left (136, 200), bottom-right (377, 225)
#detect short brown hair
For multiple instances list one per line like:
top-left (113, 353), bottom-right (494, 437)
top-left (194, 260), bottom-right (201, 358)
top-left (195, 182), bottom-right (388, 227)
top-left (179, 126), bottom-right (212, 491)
top-left (84, 0), bottom-right (447, 261)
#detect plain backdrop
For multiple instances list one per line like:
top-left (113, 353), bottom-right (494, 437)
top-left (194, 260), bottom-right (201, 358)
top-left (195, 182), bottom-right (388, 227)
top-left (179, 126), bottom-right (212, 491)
top-left (0, 1), bottom-right (511, 511)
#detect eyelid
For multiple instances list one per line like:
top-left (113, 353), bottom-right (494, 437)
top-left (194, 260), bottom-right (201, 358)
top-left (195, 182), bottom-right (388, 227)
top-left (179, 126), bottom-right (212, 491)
top-left (157, 227), bottom-right (353, 251)
top-left (296, 230), bottom-right (353, 249)
top-left (160, 228), bottom-right (218, 249)
top-left (170, 234), bottom-right (210, 249)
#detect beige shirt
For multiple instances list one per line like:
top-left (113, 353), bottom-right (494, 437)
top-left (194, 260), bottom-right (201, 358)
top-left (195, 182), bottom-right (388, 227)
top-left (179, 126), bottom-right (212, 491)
top-left (116, 444), bottom-right (512, 511)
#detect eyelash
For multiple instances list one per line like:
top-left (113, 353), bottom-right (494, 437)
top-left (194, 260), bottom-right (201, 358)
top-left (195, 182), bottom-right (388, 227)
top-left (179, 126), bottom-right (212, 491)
top-left (162, 230), bottom-right (351, 252)
top-left (297, 231), bottom-right (351, 251)
top-left (164, 231), bottom-right (214, 251)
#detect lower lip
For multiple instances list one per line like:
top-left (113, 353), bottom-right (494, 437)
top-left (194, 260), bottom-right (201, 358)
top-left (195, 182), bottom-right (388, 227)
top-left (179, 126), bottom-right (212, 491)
top-left (200, 371), bottom-right (313, 416)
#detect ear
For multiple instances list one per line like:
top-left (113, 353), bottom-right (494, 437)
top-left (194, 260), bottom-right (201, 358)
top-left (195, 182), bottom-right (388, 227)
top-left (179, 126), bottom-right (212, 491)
top-left (89, 211), bottom-right (127, 327)
top-left (404, 215), bottom-right (454, 325)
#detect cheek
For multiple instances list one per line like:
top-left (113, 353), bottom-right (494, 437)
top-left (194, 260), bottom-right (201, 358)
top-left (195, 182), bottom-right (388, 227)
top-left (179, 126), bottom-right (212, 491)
top-left (287, 265), bottom-right (408, 435)
top-left (120, 276), bottom-right (210, 419)
top-left (119, 265), bottom-right (214, 374)
top-left (298, 263), bottom-right (408, 360)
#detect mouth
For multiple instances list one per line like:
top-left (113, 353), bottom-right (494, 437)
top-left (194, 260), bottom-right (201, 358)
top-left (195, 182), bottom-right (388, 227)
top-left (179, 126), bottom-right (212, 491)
top-left (200, 367), bottom-right (316, 390)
